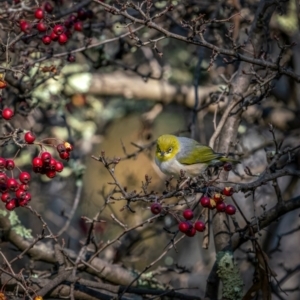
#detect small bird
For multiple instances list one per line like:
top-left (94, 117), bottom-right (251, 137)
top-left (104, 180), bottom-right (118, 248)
top-left (155, 134), bottom-right (238, 177)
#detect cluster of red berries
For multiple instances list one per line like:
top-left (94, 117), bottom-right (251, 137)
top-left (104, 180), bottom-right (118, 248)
top-left (0, 131), bottom-right (73, 211)
top-left (150, 204), bottom-right (206, 237)
top-left (0, 160), bottom-right (32, 210)
top-left (199, 187), bottom-right (236, 215)
top-left (150, 186), bottom-right (236, 237)
top-left (19, 2), bottom-right (93, 49)
top-left (27, 135), bottom-right (73, 178)
top-left (178, 209), bottom-right (206, 237)
top-left (32, 151), bottom-right (64, 178)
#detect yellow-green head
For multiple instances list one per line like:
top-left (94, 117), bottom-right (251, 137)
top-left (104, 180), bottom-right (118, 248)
top-left (155, 135), bottom-right (180, 162)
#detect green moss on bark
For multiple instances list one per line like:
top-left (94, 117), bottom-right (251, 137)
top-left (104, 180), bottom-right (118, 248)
top-left (217, 251), bottom-right (243, 300)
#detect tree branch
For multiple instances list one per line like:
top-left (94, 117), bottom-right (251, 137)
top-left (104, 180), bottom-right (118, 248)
top-left (93, 0), bottom-right (300, 82)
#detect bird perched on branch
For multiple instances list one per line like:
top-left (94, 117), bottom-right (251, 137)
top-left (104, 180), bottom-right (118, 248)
top-left (155, 134), bottom-right (239, 177)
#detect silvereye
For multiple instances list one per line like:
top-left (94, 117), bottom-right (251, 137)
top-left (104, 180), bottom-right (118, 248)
top-left (155, 134), bottom-right (238, 177)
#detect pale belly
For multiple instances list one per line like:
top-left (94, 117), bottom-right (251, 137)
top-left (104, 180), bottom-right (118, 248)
top-left (155, 157), bottom-right (208, 177)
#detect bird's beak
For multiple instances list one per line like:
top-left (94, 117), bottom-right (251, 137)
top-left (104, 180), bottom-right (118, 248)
top-left (160, 151), bottom-right (165, 157)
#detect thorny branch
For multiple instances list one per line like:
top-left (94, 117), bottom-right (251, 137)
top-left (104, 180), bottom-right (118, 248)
top-left (1, 0), bottom-right (300, 299)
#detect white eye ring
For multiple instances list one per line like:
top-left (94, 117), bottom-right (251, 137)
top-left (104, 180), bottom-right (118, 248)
top-left (167, 147), bottom-right (172, 153)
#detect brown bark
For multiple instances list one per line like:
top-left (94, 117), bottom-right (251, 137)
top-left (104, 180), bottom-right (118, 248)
top-left (89, 71), bottom-right (220, 108)
top-left (206, 1), bottom-right (277, 299)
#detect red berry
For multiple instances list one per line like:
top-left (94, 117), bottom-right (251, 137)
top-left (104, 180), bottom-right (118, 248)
top-left (64, 142), bottom-right (73, 152)
top-left (64, 20), bottom-right (72, 28)
top-left (0, 158), bottom-right (6, 168)
top-left (223, 162), bottom-right (232, 171)
top-left (178, 221), bottom-right (191, 233)
top-left (5, 159), bottom-right (15, 170)
top-left (216, 202), bottom-right (226, 212)
top-left (183, 209), bottom-right (194, 220)
top-left (49, 158), bottom-right (57, 170)
top-left (40, 167), bottom-right (47, 174)
top-left (35, 8), bottom-right (44, 19)
top-left (225, 204), bottom-right (236, 215)
top-left (46, 170), bottom-right (56, 178)
top-left (64, 15), bottom-right (77, 28)
top-left (19, 21), bottom-right (31, 33)
top-left (194, 220), bottom-right (206, 232)
top-left (44, 2), bottom-right (53, 13)
top-left (223, 187), bottom-right (234, 196)
top-left (36, 22), bottom-right (47, 32)
top-left (69, 14), bottom-right (78, 23)
top-left (59, 151), bottom-right (70, 160)
top-left (2, 108), bottom-right (14, 120)
top-left (15, 188), bottom-right (26, 199)
top-left (67, 54), bottom-right (76, 62)
top-left (0, 172), bottom-right (7, 183)
top-left (57, 143), bottom-right (66, 153)
top-left (186, 227), bottom-right (196, 237)
top-left (19, 171), bottom-right (31, 184)
top-left (53, 24), bottom-right (64, 35)
top-left (77, 8), bottom-right (87, 20)
top-left (6, 178), bottom-right (18, 191)
top-left (58, 33), bottom-right (68, 45)
top-left (74, 21), bottom-right (83, 31)
top-left (1, 192), bottom-right (10, 202)
top-left (6, 198), bottom-right (17, 211)
top-left (19, 193), bottom-right (31, 206)
top-left (19, 183), bottom-right (29, 191)
top-left (213, 193), bottom-right (224, 203)
top-left (42, 35), bottom-right (52, 45)
top-left (24, 131), bottom-right (36, 144)
top-left (32, 157), bottom-right (43, 172)
top-left (150, 203), bottom-right (162, 214)
top-left (55, 161), bottom-right (64, 172)
top-left (24, 192), bottom-right (31, 202)
top-left (200, 196), bottom-right (210, 207)
top-left (50, 31), bottom-right (58, 41)
top-left (41, 152), bottom-right (52, 164)
top-left (208, 199), bottom-right (216, 210)
top-left (18, 198), bottom-right (29, 207)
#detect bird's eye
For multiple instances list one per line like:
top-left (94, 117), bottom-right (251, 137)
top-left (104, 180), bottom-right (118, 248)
top-left (157, 147), bottom-right (161, 153)
top-left (167, 147), bottom-right (172, 153)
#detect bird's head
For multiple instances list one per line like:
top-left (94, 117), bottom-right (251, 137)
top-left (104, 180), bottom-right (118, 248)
top-left (155, 135), bottom-right (180, 162)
